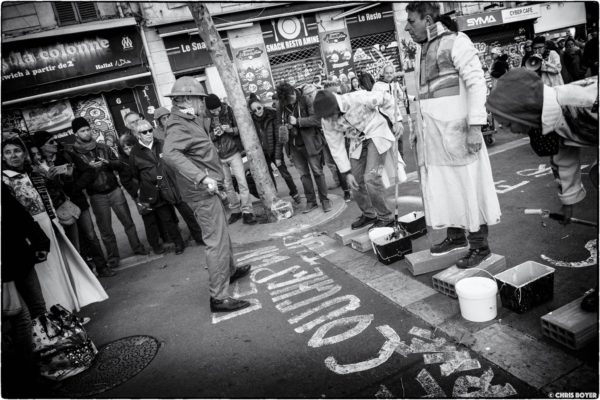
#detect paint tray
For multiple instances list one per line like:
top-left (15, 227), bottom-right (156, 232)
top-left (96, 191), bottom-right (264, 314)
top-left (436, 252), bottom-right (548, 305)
top-left (369, 227), bottom-right (413, 265)
top-left (398, 211), bottom-right (427, 239)
top-left (494, 261), bottom-right (555, 314)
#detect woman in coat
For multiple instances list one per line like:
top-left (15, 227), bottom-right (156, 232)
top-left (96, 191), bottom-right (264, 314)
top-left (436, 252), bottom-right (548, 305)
top-left (1, 137), bottom-right (108, 313)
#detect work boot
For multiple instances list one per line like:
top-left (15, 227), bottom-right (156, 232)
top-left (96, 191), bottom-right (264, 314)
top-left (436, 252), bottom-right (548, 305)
top-left (175, 243), bottom-right (185, 255)
top-left (242, 213), bottom-right (257, 225)
top-left (230, 264), bottom-right (251, 284)
top-left (97, 268), bottom-right (117, 277)
top-left (228, 212), bottom-right (242, 225)
top-left (456, 248), bottom-right (492, 269)
top-left (322, 199), bottom-right (332, 213)
top-left (430, 237), bottom-right (468, 256)
top-left (369, 219), bottom-right (394, 231)
top-left (291, 194), bottom-right (301, 205)
top-left (134, 247), bottom-right (149, 256)
top-left (351, 215), bottom-right (377, 230)
top-left (581, 287), bottom-right (598, 312)
top-left (210, 297), bottom-right (251, 313)
top-left (153, 245), bottom-right (165, 255)
top-left (303, 202), bottom-right (318, 214)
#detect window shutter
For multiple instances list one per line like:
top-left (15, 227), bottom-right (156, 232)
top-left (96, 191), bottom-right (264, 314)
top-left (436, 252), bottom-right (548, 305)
top-left (76, 2), bottom-right (99, 22)
top-left (54, 2), bottom-right (78, 26)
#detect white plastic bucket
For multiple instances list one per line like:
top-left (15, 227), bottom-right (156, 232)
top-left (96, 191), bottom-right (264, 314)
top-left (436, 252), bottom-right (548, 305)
top-left (455, 277), bottom-right (498, 322)
top-left (368, 227), bottom-right (397, 247)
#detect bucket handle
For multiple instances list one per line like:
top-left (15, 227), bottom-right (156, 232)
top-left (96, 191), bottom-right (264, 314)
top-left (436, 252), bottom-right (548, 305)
top-left (467, 267), bottom-right (523, 306)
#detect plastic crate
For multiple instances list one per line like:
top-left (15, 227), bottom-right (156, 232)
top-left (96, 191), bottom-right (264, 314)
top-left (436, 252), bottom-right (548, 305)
top-left (398, 211), bottom-right (427, 239)
top-left (494, 261), bottom-right (555, 314)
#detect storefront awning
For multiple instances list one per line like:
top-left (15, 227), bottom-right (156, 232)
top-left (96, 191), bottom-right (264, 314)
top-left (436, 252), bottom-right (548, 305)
top-left (157, 2), bottom-right (361, 37)
top-left (2, 66), bottom-right (151, 107)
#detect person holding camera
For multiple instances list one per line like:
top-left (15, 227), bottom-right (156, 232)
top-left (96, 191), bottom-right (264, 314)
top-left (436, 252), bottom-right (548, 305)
top-left (69, 117), bottom-right (148, 269)
top-left (529, 36), bottom-right (564, 87)
top-left (205, 94), bottom-right (257, 225)
top-left (31, 131), bottom-right (113, 277)
top-left (276, 82), bottom-right (332, 213)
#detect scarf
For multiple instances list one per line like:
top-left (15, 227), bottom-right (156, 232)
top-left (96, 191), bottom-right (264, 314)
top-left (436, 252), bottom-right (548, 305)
top-left (73, 138), bottom-right (97, 153)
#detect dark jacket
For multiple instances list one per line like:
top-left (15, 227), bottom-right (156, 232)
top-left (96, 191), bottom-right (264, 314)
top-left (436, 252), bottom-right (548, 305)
top-left (252, 107), bottom-right (283, 161)
top-left (209, 105), bottom-right (243, 159)
top-left (277, 88), bottom-right (324, 157)
top-left (117, 150), bottom-right (139, 200)
top-left (46, 149), bottom-right (92, 211)
top-left (358, 71), bottom-right (375, 91)
top-left (129, 139), bottom-right (180, 206)
top-left (163, 108), bottom-right (224, 203)
top-left (1, 182), bottom-right (50, 282)
top-left (490, 56), bottom-right (510, 79)
top-left (71, 142), bottom-right (123, 195)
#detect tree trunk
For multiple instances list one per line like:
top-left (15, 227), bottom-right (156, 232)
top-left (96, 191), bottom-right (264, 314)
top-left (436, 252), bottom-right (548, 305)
top-left (187, 3), bottom-right (290, 218)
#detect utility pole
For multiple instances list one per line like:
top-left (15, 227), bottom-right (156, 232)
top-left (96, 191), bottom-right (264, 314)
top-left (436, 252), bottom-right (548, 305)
top-left (187, 3), bottom-right (292, 220)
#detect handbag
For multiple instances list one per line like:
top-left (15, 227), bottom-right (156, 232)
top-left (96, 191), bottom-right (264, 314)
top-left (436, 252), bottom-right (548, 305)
top-left (56, 199), bottom-right (81, 226)
top-left (32, 304), bottom-right (97, 381)
top-left (2, 281), bottom-right (22, 317)
top-left (527, 128), bottom-right (560, 157)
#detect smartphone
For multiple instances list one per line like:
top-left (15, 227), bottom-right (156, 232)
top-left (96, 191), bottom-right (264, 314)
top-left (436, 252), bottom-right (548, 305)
top-left (55, 164), bottom-right (69, 174)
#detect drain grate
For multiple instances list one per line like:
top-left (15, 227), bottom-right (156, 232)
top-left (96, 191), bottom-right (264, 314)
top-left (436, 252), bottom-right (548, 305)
top-left (58, 335), bottom-right (160, 397)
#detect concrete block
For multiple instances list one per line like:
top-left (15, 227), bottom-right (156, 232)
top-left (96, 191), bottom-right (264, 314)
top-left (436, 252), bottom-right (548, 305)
top-left (432, 254), bottom-right (507, 298)
top-left (541, 296), bottom-right (598, 350)
top-left (350, 233), bottom-right (372, 253)
top-left (406, 248), bottom-right (469, 276)
top-left (334, 225), bottom-right (370, 245)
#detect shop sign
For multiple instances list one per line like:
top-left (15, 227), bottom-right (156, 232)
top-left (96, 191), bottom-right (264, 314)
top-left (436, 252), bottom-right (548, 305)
top-left (1, 27), bottom-right (144, 96)
top-left (457, 10), bottom-right (503, 31)
top-left (320, 28), bottom-right (354, 81)
top-left (22, 99), bottom-right (75, 135)
top-left (346, 3), bottom-right (395, 37)
top-left (232, 43), bottom-right (275, 102)
top-left (501, 5), bottom-right (540, 24)
top-left (163, 32), bottom-right (230, 73)
top-left (261, 15), bottom-right (320, 54)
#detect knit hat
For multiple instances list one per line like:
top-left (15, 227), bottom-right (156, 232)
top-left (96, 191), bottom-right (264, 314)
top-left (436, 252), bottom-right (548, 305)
top-left (32, 130), bottom-right (54, 148)
top-left (313, 90), bottom-right (339, 119)
top-left (205, 94), bottom-right (222, 110)
top-left (71, 117), bottom-right (90, 134)
top-left (485, 68), bottom-right (544, 129)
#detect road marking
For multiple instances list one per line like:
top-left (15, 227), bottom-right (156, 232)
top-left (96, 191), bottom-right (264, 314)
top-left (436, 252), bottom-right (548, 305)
top-left (487, 137), bottom-right (529, 156)
top-left (232, 281), bottom-right (258, 298)
top-left (440, 359), bottom-right (481, 377)
top-left (541, 238), bottom-right (597, 268)
top-left (308, 314), bottom-right (374, 348)
top-left (375, 384), bottom-right (395, 398)
top-left (290, 294), bottom-right (361, 333)
top-left (452, 368), bottom-right (518, 397)
top-left (416, 368), bottom-right (447, 398)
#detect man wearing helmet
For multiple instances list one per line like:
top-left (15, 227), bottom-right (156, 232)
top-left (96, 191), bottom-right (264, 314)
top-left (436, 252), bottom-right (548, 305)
top-left (162, 76), bottom-right (251, 313)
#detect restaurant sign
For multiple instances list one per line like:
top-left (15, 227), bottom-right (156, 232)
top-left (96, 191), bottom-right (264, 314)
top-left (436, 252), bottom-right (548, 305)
top-left (261, 14), bottom-right (320, 54)
top-left (1, 27), bottom-right (144, 96)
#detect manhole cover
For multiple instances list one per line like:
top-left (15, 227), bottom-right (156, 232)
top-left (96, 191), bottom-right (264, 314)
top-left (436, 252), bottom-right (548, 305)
top-left (58, 335), bottom-right (160, 397)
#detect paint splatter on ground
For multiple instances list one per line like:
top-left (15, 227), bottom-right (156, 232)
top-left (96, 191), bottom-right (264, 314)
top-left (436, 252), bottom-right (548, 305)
top-left (541, 239), bottom-right (597, 268)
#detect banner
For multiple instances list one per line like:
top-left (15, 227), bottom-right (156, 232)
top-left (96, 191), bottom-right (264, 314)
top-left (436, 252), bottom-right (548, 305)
top-left (233, 44), bottom-right (275, 102)
top-left (2, 27), bottom-right (144, 97)
top-left (22, 100), bottom-right (75, 137)
top-left (320, 29), bottom-right (354, 81)
top-left (261, 14), bottom-right (320, 54)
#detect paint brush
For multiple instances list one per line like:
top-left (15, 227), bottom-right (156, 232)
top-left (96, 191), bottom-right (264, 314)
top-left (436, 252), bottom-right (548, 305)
top-left (524, 209), bottom-right (598, 227)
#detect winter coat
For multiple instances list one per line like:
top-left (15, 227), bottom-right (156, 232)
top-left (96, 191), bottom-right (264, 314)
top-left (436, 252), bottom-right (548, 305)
top-left (542, 79), bottom-right (598, 205)
top-left (277, 88), bottom-right (324, 156)
top-left (564, 49), bottom-right (587, 81)
top-left (1, 182), bottom-right (50, 282)
top-left (71, 141), bottom-right (123, 195)
top-left (117, 149), bottom-right (140, 200)
top-left (372, 79), bottom-right (405, 123)
top-left (209, 105), bottom-right (243, 160)
top-left (252, 107), bottom-right (282, 161)
top-left (540, 50), bottom-right (564, 87)
top-left (128, 139), bottom-right (181, 206)
top-left (163, 107), bottom-right (224, 203)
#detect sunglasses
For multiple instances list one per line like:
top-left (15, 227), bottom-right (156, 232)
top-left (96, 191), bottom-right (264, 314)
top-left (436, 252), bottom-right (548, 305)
top-left (252, 106), bottom-right (263, 113)
top-left (138, 129), bottom-right (153, 135)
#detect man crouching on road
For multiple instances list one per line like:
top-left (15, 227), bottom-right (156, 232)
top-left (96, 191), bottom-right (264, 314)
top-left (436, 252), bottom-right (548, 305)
top-left (162, 76), bottom-right (251, 313)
